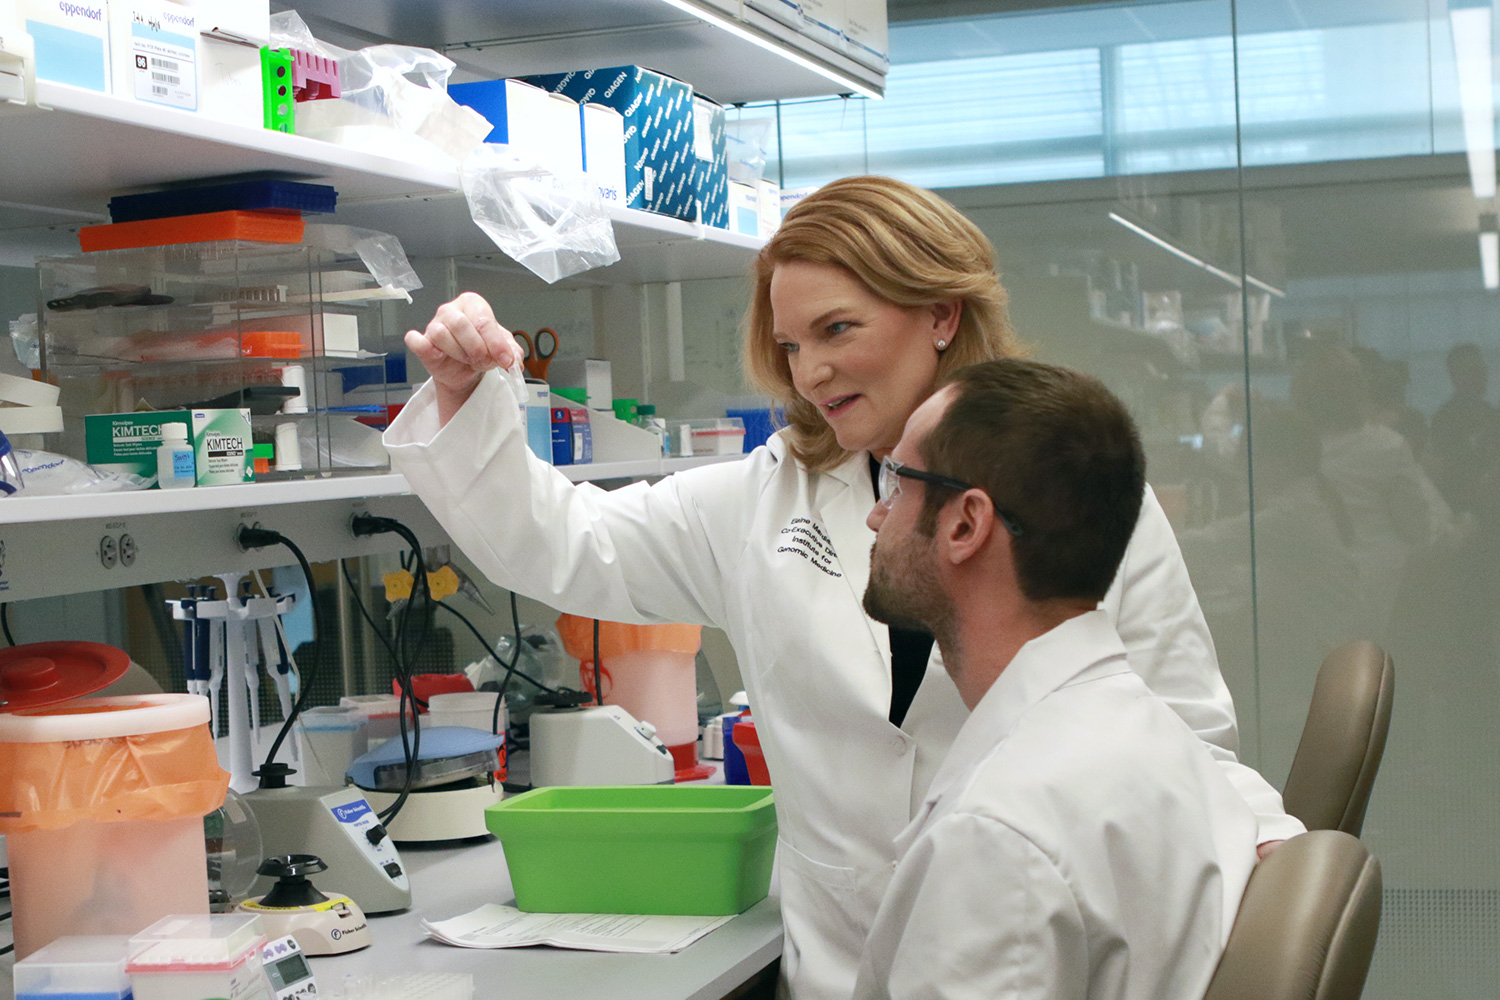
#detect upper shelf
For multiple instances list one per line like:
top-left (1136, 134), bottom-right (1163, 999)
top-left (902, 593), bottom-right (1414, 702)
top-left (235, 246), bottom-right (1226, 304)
top-left (0, 81), bottom-right (764, 281)
top-left (282, 0), bottom-right (885, 103)
top-left (0, 456), bottom-right (745, 525)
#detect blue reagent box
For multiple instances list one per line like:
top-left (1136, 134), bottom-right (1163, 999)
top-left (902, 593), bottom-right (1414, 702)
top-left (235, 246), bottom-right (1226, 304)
top-left (525, 66), bottom-right (696, 221)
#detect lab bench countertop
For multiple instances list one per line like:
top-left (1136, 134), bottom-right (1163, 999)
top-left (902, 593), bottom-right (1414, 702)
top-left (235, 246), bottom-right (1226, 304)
top-left (0, 831), bottom-right (783, 1000)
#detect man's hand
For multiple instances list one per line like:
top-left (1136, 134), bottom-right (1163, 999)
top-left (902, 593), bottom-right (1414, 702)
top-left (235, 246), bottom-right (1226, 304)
top-left (404, 292), bottom-right (521, 423)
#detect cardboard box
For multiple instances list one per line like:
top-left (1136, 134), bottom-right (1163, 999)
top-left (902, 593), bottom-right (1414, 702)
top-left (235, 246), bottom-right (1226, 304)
top-left (20, 0), bottom-right (110, 92)
top-left (748, 0), bottom-right (802, 28)
top-left (692, 95), bottom-right (729, 229)
top-left (799, 0), bottom-right (845, 53)
top-left (186, 0), bottom-right (269, 127)
top-left (843, 0), bottom-right (889, 70)
top-left (85, 408), bottom-right (251, 486)
top-left (729, 181), bottom-right (759, 237)
top-left (550, 405), bottom-right (592, 466)
top-left (757, 179), bottom-right (782, 238)
top-left (582, 102), bottom-right (627, 205)
top-left (449, 78), bottom-right (582, 177)
top-left (525, 66), bottom-right (696, 220)
top-left (109, 0), bottom-right (199, 111)
top-left (548, 358), bottom-right (613, 411)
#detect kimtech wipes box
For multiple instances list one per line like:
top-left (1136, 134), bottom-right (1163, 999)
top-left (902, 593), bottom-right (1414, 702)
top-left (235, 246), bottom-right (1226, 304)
top-left (86, 408), bottom-right (252, 486)
top-left (525, 66), bottom-right (696, 220)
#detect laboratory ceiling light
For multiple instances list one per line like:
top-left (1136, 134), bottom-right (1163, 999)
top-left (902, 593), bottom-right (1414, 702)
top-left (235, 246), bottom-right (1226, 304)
top-left (1480, 230), bottom-right (1499, 290)
top-left (1450, 0), bottom-right (1496, 200)
top-left (1108, 213), bottom-right (1286, 299)
top-left (654, 0), bottom-right (883, 99)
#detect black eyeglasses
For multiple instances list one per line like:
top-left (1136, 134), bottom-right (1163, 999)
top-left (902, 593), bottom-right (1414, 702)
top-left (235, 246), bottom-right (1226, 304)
top-left (877, 457), bottom-right (1024, 536)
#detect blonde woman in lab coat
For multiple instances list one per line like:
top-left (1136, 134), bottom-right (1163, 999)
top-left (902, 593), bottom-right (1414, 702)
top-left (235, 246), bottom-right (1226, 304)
top-left (384, 176), bottom-right (1302, 1000)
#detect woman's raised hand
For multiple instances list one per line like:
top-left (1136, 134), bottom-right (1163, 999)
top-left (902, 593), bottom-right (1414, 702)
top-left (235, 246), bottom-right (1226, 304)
top-left (405, 293), bottom-right (522, 421)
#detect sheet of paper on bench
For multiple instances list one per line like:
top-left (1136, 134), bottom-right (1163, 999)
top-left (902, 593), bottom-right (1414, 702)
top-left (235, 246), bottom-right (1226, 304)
top-left (422, 904), bottom-right (733, 954)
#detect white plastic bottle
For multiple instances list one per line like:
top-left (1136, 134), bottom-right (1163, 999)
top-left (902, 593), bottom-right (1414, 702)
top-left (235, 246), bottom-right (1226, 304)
top-left (156, 423), bottom-right (196, 489)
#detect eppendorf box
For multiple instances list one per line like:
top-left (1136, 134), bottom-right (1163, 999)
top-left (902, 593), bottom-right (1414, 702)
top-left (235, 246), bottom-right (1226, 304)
top-left (85, 408), bottom-right (253, 486)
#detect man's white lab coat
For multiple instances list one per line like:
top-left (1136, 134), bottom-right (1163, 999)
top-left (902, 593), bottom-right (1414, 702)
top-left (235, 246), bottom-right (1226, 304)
top-left (854, 611), bottom-right (1258, 1000)
top-left (384, 372), bottom-right (1300, 1000)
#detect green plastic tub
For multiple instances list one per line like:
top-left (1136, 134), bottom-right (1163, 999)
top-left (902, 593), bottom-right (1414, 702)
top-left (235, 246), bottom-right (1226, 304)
top-left (484, 785), bottom-right (777, 915)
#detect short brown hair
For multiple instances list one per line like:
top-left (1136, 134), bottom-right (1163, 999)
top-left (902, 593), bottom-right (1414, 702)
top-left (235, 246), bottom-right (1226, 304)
top-left (743, 176), bottom-right (1028, 472)
top-left (919, 360), bottom-right (1145, 603)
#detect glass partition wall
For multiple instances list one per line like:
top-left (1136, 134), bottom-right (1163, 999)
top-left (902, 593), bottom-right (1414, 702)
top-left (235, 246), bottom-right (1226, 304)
top-left (763, 1), bottom-right (1499, 996)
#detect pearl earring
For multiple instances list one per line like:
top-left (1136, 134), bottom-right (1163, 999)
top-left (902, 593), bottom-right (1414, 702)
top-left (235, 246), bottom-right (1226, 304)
top-left (935, 339), bottom-right (948, 350)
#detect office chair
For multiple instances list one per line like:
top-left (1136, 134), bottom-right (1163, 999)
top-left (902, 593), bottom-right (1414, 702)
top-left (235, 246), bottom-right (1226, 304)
top-left (1203, 830), bottom-right (1382, 1000)
top-left (1281, 640), bottom-right (1395, 836)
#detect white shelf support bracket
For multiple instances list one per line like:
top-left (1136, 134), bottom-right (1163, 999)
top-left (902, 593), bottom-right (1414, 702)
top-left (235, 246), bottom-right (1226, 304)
top-left (665, 281), bottom-right (686, 383)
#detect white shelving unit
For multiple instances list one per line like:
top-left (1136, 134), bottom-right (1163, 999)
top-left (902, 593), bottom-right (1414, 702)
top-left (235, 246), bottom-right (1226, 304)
top-left (0, 0), bottom-right (856, 602)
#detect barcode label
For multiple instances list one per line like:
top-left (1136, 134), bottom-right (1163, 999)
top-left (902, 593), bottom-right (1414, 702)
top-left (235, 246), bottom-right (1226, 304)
top-left (130, 35), bottom-right (196, 110)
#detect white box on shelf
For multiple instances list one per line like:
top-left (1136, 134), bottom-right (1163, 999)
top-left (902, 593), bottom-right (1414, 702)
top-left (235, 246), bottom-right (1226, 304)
top-left (185, 0), bottom-right (268, 128)
top-left (799, 0), bottom-right (846, 53)
top-left (748, 0), bottom-right (803, 28)
top-left (0, 13), bottom-right (35, 105)
top-left (450, 78), bottom-right (582, 179)
top-left (844, 0), bottom-right (889, 70)
top-left (590, 411), bottom-right (665, 463)
top-left (729, 181), bottom-right (759, 237)
top-left (582, 102), bottom-right (627, 204)
top-left (548, 358), bottom-right (613, 411)
top-left (539, 90), bottom-right (584, 177)
top-left (109, 0), bottom-right (199, 111)
top-left (757, 179), bottom-right (782, 238)
top-left (19, 0), bottom-right (109, 93)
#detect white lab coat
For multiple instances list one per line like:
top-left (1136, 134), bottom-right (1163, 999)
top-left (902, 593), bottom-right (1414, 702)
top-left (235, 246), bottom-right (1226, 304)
top-left (853, 610), bottom-right (1259, 1000)
top-left (384, 372), bottom-right (1301, 1000)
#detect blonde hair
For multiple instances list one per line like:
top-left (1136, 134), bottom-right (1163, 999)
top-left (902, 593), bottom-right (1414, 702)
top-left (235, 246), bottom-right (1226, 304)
top-left (743, 176), bottom-right (1027, 472)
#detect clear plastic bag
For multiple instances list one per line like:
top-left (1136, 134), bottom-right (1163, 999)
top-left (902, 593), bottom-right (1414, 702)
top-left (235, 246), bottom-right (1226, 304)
top-left (726, 118), bottom-right (774, 184)
top-left (460, 145), bottom-right (621, 283)
top-left (9, 312), bottom-right (38, 369)
top-left (269, 11), bottom-right (490, 163)
top-left (14, 450), bottom-right (150, 495)
top-left (302, 224), bottom-right (422, 298)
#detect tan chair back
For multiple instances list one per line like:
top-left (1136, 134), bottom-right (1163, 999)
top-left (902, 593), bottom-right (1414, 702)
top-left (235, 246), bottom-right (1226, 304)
top-left (1282, 640), bottom-right (1394, 836)
top-left (1204, 830), bottom-right (1382, 1000)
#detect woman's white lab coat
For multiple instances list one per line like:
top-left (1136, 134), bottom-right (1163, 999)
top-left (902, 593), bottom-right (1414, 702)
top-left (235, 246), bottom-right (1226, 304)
top-left (384, 372), bottom-right (1302, 1000)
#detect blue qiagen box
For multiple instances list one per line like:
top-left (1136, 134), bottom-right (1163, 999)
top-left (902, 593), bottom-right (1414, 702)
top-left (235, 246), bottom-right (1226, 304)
top-left (525, 66), bottom-right (697, 220)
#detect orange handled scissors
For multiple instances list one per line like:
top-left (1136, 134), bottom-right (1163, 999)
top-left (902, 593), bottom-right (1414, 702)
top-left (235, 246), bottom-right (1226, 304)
top-left (515, 328), bottom-right (559, 381)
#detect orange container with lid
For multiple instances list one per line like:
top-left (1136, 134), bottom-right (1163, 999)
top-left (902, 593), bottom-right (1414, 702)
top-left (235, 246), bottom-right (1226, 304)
top-left (0, 642), bottom-right (229, 959)
top-left (556, 615), bottom-right (711, 780)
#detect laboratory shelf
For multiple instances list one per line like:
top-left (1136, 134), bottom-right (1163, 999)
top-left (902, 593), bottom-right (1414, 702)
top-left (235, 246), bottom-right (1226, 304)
top-left (2, 81), bottom-right (454, 220)
top-left (0, 453), bottom-right (746, 525)
top-left (558, 452), bottom-right (747, 482)
top-left (0, 472), bottom-right (413, 526)
top-left (286, 0), bottom-right (884, 104)
top-left (1, 80), bottom-right (765, 280)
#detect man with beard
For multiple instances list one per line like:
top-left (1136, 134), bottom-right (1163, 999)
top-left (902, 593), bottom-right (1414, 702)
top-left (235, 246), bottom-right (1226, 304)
top-left (853, 359), bottom-right (1259, 1000)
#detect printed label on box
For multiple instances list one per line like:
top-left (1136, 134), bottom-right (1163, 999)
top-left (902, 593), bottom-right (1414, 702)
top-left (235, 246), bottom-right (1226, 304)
top-left (129, 14), bottom-right (197, 110)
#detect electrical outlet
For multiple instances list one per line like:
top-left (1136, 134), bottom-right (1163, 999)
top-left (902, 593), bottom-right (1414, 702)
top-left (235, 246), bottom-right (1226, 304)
top-left (119, 534), bottom-right (136, 567)
top-left (99, 535), bottom-right (118, 569)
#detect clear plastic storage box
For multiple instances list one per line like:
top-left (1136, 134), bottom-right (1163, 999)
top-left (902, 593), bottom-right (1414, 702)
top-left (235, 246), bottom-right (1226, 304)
top-left (14, 935), bottom-right (134, 1000)
top-left (126, 913), bottom-right (270, 1000)
top-left (36, 241), bottom-right (396, 481)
